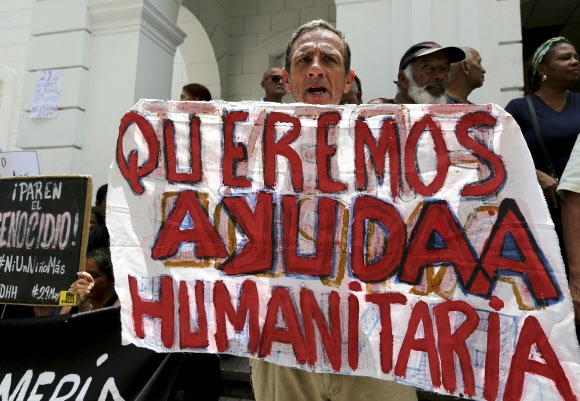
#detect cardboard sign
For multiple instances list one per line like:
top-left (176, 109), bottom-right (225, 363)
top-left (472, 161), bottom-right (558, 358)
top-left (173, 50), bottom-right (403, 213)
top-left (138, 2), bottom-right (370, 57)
top-left (109, 100), bottom-right (580, 401)
top-left (0, 151), bottom-right (40, 177)
top-left (0, 175), bottom-right (92, 305)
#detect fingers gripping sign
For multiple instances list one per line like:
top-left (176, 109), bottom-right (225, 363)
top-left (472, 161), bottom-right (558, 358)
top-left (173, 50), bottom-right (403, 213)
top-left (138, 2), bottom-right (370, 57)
top-left (70, 271), bottom-right (95, 310)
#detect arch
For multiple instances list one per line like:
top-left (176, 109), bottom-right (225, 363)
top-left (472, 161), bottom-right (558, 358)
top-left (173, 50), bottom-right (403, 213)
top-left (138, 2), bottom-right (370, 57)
top-left (176, 0), bottom-right (338, 101)
top-left (172, 5), bottom-right (221, 100)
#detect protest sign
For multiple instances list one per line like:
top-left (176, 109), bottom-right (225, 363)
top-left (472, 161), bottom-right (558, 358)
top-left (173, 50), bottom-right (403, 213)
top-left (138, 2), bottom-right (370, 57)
top-left (0, 175), bottom-right (92, 305)
top-left (0, 306), bottom-right (222, 400)
top-left (109, 100), bottom-right (580, 400)
top-left (0, 151), bottom-right (40, 177)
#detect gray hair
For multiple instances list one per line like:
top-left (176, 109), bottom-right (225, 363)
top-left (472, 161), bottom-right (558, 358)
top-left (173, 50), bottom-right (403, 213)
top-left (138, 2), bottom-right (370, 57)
top-left (284, 19), bottom-right (351, 74)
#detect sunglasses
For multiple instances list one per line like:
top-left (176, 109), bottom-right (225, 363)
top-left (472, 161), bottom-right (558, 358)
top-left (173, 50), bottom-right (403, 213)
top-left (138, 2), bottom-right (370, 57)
top-left (268, 75), bottom-right (283, 82)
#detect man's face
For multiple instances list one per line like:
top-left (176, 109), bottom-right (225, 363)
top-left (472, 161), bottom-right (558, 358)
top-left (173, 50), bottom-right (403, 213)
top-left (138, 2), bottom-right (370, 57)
top-left (261, 68), bottom-right (287, 98)
top-left (467, 49), bottom-right (486, 89)
top-left (407, 51), bottom-right (450, 97)
top-left (340, 79), bottom-right (362, 105)
top-left (96, 198), bottom-right (106, 221)
top-left (282, 28), bottom-right (354, 105)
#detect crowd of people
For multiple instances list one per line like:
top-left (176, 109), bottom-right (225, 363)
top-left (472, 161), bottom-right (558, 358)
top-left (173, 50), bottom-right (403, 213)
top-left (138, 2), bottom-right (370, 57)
top-left (175, 20), bottom-right (580, 401)
top-left (3, 16), bottom-right (580, 401)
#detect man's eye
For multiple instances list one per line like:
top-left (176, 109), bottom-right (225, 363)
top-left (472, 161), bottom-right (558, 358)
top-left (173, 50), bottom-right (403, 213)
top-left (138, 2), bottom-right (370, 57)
top-left (424, 64), bottom-right (432, 69)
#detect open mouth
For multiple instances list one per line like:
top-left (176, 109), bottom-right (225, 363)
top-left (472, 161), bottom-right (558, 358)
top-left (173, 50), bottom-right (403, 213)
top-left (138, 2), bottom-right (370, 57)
top-left (308, 87), bottom-right (327, 95)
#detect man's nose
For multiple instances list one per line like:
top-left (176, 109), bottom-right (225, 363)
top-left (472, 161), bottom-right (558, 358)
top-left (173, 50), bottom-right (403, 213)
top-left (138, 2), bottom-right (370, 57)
top-left (308, 57), bottom-right (325, 76)
top-left (433, 69), bottom-right (446, 81)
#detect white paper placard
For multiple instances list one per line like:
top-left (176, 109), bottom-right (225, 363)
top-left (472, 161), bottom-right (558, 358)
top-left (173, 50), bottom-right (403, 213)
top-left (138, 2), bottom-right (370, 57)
top-left (109, 100), bottom-right (580, 401)
top-left (30, 70), bottom-right (62, 119)
top-left (0, 151), bottom-right (40, 177)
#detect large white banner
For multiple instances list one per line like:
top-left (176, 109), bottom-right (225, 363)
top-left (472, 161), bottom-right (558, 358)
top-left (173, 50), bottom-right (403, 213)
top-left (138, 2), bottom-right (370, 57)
top-left (109, 100), bottom-right (580, 400)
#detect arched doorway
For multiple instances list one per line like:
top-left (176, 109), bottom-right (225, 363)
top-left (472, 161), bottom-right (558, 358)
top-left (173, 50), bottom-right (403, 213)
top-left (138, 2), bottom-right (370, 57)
top-left (172, 6), bottom-right (221, 100)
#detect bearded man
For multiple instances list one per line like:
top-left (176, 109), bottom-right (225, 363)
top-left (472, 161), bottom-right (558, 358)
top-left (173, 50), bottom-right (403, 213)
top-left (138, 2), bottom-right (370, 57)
top-left (371, 41), bottom-right (465, 104)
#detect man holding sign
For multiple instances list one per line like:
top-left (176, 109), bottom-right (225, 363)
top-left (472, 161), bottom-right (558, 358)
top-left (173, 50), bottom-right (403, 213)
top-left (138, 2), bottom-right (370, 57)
top-left (110, 19), bottom-right (580, 401)
top-left (249, 19), bottom-right (418, 401)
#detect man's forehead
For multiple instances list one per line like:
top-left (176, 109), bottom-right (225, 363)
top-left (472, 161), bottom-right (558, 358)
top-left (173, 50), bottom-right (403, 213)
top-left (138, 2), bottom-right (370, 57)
top-left (264, 68), bottom-right (282, 78)
top-left (291, 28), bottom-right (345, 57)
top-left (412, 50), bottom-right (450, 65)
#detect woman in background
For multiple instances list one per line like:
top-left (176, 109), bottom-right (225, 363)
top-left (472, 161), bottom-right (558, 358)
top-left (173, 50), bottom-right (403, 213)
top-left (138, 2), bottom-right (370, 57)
top-left (60, 247), bottom-right (118, 314)
top-left (505, 37), bottom-right (580, 267)
top-left (180, 83), bottom-right (212, 101)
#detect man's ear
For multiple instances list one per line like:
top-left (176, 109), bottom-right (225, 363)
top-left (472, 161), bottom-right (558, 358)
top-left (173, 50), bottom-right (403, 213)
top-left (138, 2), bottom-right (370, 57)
top-left (261, 80), bottom-right (266, 90)
top-left (282, 68), bottom-right (293, 93)
top-left (461, 60), bottom-right (470, 75)
top-left (398, 70), bottom-right (409, 89)
top-left (343, 70), bottom-right (355, 93)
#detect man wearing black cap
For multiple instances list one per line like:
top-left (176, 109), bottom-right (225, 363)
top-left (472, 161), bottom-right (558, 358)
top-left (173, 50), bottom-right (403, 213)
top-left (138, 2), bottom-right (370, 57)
top-left (372, 41), bottom-right (465, 104)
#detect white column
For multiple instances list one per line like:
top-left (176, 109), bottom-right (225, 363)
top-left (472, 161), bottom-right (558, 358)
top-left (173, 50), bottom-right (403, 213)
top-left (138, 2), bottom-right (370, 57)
top-left (335, 0), bottom-right (392, 103)
top-left (0, 65), bottom-right (18, 151)
top-left (83, 0), bottom-right (185, 190)
top-left (15, 0), bottom-right (185, 193)
top-left (17, 0), bottom-right (91, 174)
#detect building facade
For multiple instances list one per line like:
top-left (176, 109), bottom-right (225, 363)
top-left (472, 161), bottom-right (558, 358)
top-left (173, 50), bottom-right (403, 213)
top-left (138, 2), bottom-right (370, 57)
top-left (0, 0), bottom-right (522, 194)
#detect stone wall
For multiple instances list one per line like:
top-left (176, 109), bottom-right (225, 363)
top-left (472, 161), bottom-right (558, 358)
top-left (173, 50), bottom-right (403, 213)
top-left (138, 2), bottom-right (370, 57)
top-left (180, 0), bottom-right (336, 101)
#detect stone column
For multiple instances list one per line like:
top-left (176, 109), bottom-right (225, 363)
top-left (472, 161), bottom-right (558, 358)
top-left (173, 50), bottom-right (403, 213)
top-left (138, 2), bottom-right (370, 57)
top-left (16, 0), bottom-right (185, 192)
top-left (17, 0), bottom-right (92, 174)
top-left (83, 0), bottom-right (185, 189)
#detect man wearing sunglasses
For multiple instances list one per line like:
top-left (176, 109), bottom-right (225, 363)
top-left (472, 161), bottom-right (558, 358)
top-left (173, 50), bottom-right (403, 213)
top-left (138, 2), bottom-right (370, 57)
top-left (260, 67), bottom-right (287, 102)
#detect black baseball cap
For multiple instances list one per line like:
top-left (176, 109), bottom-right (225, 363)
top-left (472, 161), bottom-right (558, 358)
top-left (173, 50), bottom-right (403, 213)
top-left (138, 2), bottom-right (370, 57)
top-left (399, 41), bottom-right (465, 70)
